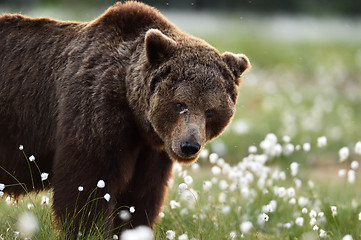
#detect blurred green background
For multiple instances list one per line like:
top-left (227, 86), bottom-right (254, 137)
top-left (1, 0), bottom-right (360, 166)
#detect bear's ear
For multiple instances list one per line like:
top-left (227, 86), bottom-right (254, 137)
top-left (145, 29), bottom-right (177, 64)
top-left (222, 52), bottom-right (251, 80)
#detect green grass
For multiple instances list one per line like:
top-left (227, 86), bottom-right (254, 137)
top-left (1, 9), bottom-right (361, 240)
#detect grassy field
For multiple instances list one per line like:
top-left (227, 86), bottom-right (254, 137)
top-left (1, 7), bottom-right (361, 240)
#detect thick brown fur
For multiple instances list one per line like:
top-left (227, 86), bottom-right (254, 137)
top-left (0, 1), bottom-right (250, 237)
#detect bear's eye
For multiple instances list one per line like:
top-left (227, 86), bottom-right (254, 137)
top-left (205, 109), bottom-right (215, 119)
top-left (175, 103), bottom-right (187, 113)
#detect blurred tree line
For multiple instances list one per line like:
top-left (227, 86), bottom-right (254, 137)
top-left (0, 0), bottom-right (360, 16)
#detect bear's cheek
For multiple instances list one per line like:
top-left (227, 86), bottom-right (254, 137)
top-left (148, 103), bottom-right (179, 144)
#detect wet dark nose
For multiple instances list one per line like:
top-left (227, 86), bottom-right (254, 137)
top-left (181, 142), bottom-right (200, 156)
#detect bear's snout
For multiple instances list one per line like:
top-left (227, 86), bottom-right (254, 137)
top-left (169, 120), bottom-right (205, 163)
top-left (180, 141), bottom-right (201, 156)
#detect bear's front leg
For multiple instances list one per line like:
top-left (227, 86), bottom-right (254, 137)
top-left (112, 146), bottom-right (173, 234)
top-left (52, 140), bottom-right (139, 239)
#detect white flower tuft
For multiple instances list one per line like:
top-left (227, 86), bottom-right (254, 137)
top-left (317, 136), bottom-right (327, 147)
top-left (178, 233), bottom-right (188, 240)
top-left (104, 193), bottom-right (111, 202)
top-left (342, 235), bottom-right (353, 240)
top-left (129, 206), bottom-right (136, 213)
top-left (240, 221), bottom-right (253, 233)
top-left (41, 172), bottom-right (49, 181)
top-left (119, 210), bottom-right (131, 221)
top-left (166, 230), bottom-right (176, 240)
top-left (17, 212), bottom-right (39, 238)
top-left (355, 141), bottom-right (361, 155)
top-left (29, 155), bottom-right (35, 162)
top-left (97, 180), bottom-right (105, 188)
top-left (120, 225), bottom-right (153, 240)
top-left (339, 147), bottom-right (349, 162)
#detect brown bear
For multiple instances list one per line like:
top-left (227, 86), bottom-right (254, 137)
top-left (0, 1), bottom-right (250, 238)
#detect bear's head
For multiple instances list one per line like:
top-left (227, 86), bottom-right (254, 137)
top-left (138, 29), bottom-right (250, 163)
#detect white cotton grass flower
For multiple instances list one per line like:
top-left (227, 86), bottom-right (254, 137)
top-left (104, 193), bottom-right (111, 202)
top-left (170, 200), bottom-right (180, 209)
top-left (113, 234), bottom-right (119, 240)
top-left (218, 192), bottom-right (227, 203)
top-left (339, 147), bottom-right (350, 162)
top-left (331, 206), bottom-right (337, 216)
top-left (97, 180), bottom-right (105, 188)
top-left (191, 163), bottom-right (199, 171)
top-left (29, 155), bottom-right (35, 162)
top-left (129, 206), bottom-right (135, 213)
top-left (342, 235), bottom-right (353, 240)
top-left (309, 217), bottom-right (317, 226)
top-left (350, 160), bottom-right (359, 170)
top-left (283, 222), bottom-right (292, 229)
top-left (289, 198), bottom-right (296, 205)
top-left (180, 188), bottom-right (198, 208)
top-left (338, 169), bottom-right (347, 177)
top-left (358, 212), bottom-right (361, 221)
top-left (178, 183), bottom-right (188, 191)
top-left (120, 225), bottom-right (153, 240)
top-left (355, 141), bottom-right (361, 155)
top-left (41, 172), bottom-right (49, 181)
top-left (199, 149), bottom-right (209, 159)
top-left (78, 186), bottom-right (84, 192)
top-left (209, 153), bottom-right (219, 164)
top-left (287, 187), bottom-right (296, 197)
top-left (166, 230), bottom-right (176, 240)
top-left (298, 196), bottom-right (308, 207)
top-left (203, 181), bottom-right (212, 192)
top-left (16, 212), bottom-right (39, 238)
top-left (222, 205), bottom-right (231, 214)
top-left (41, 196), bottom-right (49, 205)
top-left (319, 229), bottom-right (327, 238)
top-left (257, 213), bottom-right (269, 225)
top-left (211, 166), bottom-right (221, 175)
top-left (295, 217), bottom-right (304, 226)
top-left (309, 209), bottom-right (317, 218)
top-left (178, 233), bottom-right (188, 240)
top-left (290, 162), bottom-right (299, 176)
top-left (184, 176), bottom-right (193, 185)
top-left (229, 231), bottom-right (237, 239)
top-left (317, 136), bottom-right (327, 147)
top-left (282, 135), bottom-right (291, 143)
top-left (348, 170), bottom-right (355, 184)
top-left (313, 225), bottom-right (319, 231)
top-left (219, 180), bottom-right (228, 190)
top-left (294, 178), bottom-right (302, 188)
top-left (303, 142), bottom-right (311, 152)
top-left (302, 208), bottom-right (308, 214)
top-left (248, 145), bottom-right (257, 154)
top-left (240, 221), bottom-right (253, 234)
top-left (0, 183), bottom-right (5, 191)
top-left (283, 143), bottom-right (294, 156)
top-left (119, 210), bottom-right (131, 221)
top-left (27, 203), bottom-right (34, 209)
top-left (19, 145), bottom-right (24, 151)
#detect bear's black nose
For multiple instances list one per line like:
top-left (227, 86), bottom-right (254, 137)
top-left (180, 142), bottom-right (200, 156)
